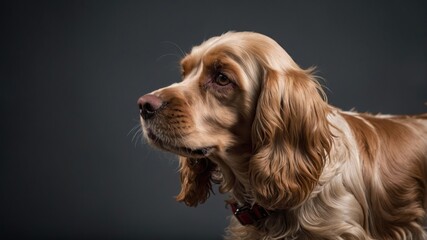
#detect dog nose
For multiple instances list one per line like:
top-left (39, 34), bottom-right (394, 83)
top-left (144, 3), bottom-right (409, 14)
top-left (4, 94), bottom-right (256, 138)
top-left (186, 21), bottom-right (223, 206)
top-left (137, 94), bottom-right (163, 120)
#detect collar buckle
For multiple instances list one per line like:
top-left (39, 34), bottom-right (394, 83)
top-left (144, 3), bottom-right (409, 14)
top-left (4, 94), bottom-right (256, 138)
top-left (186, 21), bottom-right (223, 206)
top-left (230, 202), bottom-right (270, 225)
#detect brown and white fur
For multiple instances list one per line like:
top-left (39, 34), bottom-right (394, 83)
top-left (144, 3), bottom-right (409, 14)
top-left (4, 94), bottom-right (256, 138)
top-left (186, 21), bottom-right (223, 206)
top-left (138, 31), bottom-right (427, 239)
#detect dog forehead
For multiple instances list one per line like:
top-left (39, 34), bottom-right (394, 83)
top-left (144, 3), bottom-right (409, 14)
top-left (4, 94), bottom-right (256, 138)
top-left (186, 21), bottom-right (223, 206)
top-left (186, 32), bottom-right (255, 62)
top-left (180, 31), bottom-right (296, 94)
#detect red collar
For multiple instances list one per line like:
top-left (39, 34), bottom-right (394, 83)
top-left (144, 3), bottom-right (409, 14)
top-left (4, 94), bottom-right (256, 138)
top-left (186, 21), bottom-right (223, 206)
top-left (229, 201), bottom-right (270, 225)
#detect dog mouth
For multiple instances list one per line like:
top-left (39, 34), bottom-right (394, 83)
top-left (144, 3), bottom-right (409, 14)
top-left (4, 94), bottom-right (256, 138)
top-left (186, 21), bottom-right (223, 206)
top-left (146, 129), bottom-right (223, 183)
top-left (146, 129), bottom-right (215, 158)
top-left (188, 158), bottom-right (223, 184)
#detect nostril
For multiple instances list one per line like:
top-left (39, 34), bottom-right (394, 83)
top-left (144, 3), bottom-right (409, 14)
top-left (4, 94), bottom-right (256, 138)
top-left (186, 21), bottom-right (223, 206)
top-left (142, 102), bottom-right (155, 114)
top-left (140, 103), bottom-right (153, 119)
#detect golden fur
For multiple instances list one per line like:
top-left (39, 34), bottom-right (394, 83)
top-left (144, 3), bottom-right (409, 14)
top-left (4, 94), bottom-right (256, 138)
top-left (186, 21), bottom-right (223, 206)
top-left (139, 32), bottom-right (427, 239)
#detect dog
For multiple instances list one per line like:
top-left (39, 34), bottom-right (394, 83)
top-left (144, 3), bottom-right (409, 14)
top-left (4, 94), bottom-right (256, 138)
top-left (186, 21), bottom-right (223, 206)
top-left (138, 31), bottom-right (427, 239)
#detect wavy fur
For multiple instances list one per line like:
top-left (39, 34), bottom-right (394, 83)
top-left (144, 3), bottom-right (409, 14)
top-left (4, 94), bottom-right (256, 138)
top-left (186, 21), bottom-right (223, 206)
top-left (140, 31), bottom-right (427, 239)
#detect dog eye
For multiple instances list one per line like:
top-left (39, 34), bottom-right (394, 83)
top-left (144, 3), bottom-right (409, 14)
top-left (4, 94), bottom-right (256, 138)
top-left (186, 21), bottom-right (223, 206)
top-left (214, 73), bottom-right (231, 86)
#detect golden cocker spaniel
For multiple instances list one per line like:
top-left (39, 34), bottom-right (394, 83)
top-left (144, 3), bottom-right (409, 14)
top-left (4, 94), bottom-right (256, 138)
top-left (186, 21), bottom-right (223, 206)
top-left (138, 32), bottom-right (427, 239)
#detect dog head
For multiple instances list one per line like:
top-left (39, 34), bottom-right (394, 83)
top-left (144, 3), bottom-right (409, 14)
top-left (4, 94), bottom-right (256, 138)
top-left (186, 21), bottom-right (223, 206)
top-left (139, 32), bottom-right (332, 208)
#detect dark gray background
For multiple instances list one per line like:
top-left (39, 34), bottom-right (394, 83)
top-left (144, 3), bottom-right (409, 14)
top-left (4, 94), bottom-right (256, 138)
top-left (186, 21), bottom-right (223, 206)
top-left (1, 1), bottom-right (426, 239)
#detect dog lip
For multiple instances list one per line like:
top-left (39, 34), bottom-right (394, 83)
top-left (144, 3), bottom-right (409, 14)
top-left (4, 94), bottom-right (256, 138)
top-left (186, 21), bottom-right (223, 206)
top-left (147, 130), bottom-right (158, 141)
top-left (145, 129), bottom-right (215, 158)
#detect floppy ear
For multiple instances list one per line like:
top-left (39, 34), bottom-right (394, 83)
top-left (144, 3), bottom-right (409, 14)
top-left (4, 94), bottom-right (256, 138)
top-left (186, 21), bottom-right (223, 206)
top-left (249, 68), bottom-right (333, 209)
top-left (175, 157), bottom-right (214, 207)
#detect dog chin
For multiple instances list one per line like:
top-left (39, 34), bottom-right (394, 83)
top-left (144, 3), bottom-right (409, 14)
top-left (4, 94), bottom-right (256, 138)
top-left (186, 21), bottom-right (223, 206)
top-left (145, 128), bottom-right (215, 158)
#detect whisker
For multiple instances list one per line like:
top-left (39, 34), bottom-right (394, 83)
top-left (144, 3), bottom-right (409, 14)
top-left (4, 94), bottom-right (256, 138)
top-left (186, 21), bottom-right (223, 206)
top-left (127, 123), bottom-right (141, 137)
top-left (128, 123), bottom-right (146, 147)
top-left (161, 40), bottom-right (186, 58)
top-left (156, 53), bottom-right (182, 62)
top-left (133, 129), bottom-right (144, 147)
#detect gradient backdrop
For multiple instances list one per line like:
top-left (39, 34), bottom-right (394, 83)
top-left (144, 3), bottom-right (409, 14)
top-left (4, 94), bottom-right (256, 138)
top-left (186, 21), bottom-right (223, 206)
top-left (1, 1), bottom-right (426, 239)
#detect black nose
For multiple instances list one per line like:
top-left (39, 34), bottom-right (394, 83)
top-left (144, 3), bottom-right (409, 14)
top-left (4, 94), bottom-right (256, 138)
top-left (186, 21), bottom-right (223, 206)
top-left (137, 94), bottom-right (163, 120)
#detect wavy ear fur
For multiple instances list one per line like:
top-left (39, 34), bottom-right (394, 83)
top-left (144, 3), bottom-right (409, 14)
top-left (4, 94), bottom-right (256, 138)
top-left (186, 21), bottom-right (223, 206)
top-left (175, 157), bottom-right (214, 207)
top-left (250, 68), bottom-right (333, 209)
